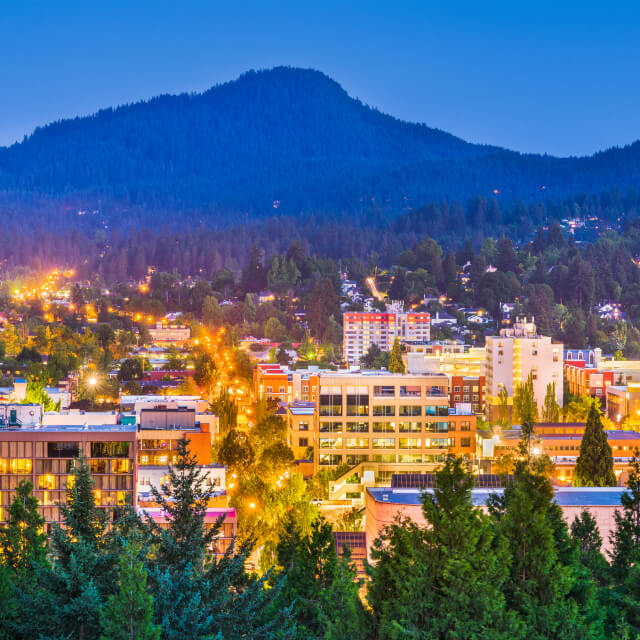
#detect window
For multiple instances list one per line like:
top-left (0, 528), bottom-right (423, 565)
top-left (112, 459), bottom-right (131, 474)
top-left (399, 405), bottom-right (421, 417)
top-left (372, 422), bottom-right (395, 433)
top-left (346, 438), bottom-right (369, 449)
top-left (398, 454), bottom-right (423, 463)
top-left (460, 421), bottom-right (471, 431)
top-left (454, 386), bottom-right (461, 392)
top-left (346, 454), bottom-right (368, 465)
top-left (319, 393), bottom-right (343, 417)
top-left (461, 438), bottom-right (471, 447)
top-left (298, 421), bottom-right (309, 431)
top-left (373, 405), bottom-right (395, 416)
top-left (298, 438), bottom-right (309, 448)
top-left (425, 438), bottom-right (449, 449)
top-left (398, 438), bottom-right (421, 449)
top-left (399, 385), bottom-right (421, 397)
top-left (373, 385), bottom-right (395, 397)
top-left (319, 421), bottom-right (342, 433)
top-left (346, 422), bottom-right (369, 433)
top-left (372, 438), bottom-right (395, 449)
top-left (425, 421), bottom-right (448, 433)
top-left (398, 422), bottom-right (421, 433)
top-left (372, 454), bottom-right (396, 463)
top-left (10, 459), bottom-right (32, 474)
top-left (47, 442), bottom-right (80, 458)
top-left (346, 394), bottom-right (369, 416)
top-left (90, 442), bottom-right (130, 458)
top-left (90, 460), bottom-right (108, 474)
top-left (266, 386), bottom-right (272, 393)
top-left (319, 438), bottom-right (342, 449)
top-left (319, 454), bottom-right (342, 466)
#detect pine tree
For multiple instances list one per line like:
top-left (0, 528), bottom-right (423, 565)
top-left (0, 565), bottom-right (18, 640)
top-left (574, 405), bottom-right (616, 487)
top-left (275, 516), bottom-right (371, 640)
top-left (100, 543), bottom-right (160, 640)
top-left (488, 463), bottom-right (601, 639)
top-left (369, 456), bottom-right (521, 639)
top-left (0, 480), bottom-right (48, 570)
top-left (388, 338), bottom-right (405, 373)
top-left (570, 509), bottom-right (609, 583)
top-left (43, 457), bottom-right (115, 640)
top-left (607, 457), bottom-right (640, 634)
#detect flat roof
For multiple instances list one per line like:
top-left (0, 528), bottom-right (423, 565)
top-left (0, 424), bottom-right (137, 433)
top-left (368, 486), bottom-right (629, 507)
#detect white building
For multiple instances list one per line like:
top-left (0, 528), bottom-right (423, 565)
top-left (485, 317), bottom-right (563, 421)
top-left (343, 302), bottom-right (430, 365)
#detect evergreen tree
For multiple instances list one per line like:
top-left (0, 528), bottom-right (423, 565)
top-left (0, 480), bottom-right (48, 570)
top-left (608, 457), bottom-right (640, 633)
top-left (574, 405), bottom-right (616, 487)
top-left (100, 543), bottom-right (160, 640)
top-left (488, 463), bottom-right (602, 639)
top-left (0, 565), bottom-right (18, 640)
top-left (43, 457), bottom-right (115, 640)
top-left (275, 517), bottom-right (372, 639)
top-left (570, 510), bottom-right (609, 583)
top-left (369, 456), bottom-right (521, 639)
top-left (388, 337), bottom-right (405, 373)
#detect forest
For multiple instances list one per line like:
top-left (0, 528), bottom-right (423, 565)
top-left (2, 67), bottom-right (640, 220)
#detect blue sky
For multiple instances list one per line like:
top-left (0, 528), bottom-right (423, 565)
top-left (1, 0), bottom-right (638, 156)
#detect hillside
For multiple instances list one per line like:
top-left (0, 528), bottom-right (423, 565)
top-left (1, 66), bottom-right (640, 220)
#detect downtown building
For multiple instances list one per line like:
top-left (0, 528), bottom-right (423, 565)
top-left (485, 317), bottom-right (563, 422)
top-left (343, 303), bottom-right (430, 365)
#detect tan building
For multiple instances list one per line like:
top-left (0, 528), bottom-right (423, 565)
top-left (314, 371), bottom-right (475, 478)
top-left (485, 317), bottom-right (563, 421)
top-left (148, 323), bottom-right (191, 346)
top-left (405, 343), bottom-right (486, 377)
top-left (606, 383), bottom-right (640, 424)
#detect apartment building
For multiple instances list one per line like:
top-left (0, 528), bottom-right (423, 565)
top-left (606, 383), bottom-right (640, 424)
top-left (485, 317), bottom-right (563, 422)
top-left (343, 303), bottom-right (430, 365)
top-left (565, 363), bottom-right (614, 398)
top-left (253, 364), bottom-right (321, 404)
top-left (449, 375), bottom-right (486, 414)
top-left (0, 425), bottom-right (137, 529)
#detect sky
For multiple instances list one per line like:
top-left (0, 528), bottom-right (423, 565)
top-left (1, 0), bottom-right (639, 156)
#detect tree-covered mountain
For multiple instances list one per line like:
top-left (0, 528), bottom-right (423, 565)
top-left (2, 66), bottom-right (640, 222)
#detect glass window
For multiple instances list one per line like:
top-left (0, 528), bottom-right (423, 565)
top-left (319, 393), bottom-right (343, 417)
top-left (298, 421), bottom-right (309, 431)
top-left (425, 405), bottom-right (436, 416)
top-left (425, 438), bottom-right (449, 449)
top-left (399, 405), bottom-right (421, 417)
top-left (112, 459), bottom-right (131, 474)
top-left (373, 405), bottom-right (395, 417)
top-left (91, 442), bottom-right (130, 458)
top-left (346, 454), bottom-right (368, 465)
top-left (398, 454), bottom-right (423, 463)
top-left (399, 385), bottom-right (421, 397)
top-left (89, 460), bottom-right (108, 474)
top-left (319, 421), bottom-right (342, 433)
top-left (47, 442), bottom-right (80, 458)
top-left (398, 438), bottom-right (421, 449)
top-left (298, 438), bottom-right (309, 448)
top-left (398, 422), bottom-right (421, 433)
top-left (425, 421), bottom-right (448, 433)
top-left (319, 454), bottom-right (342, 466)
top-left (372, 438), bottom-right (395, 449)
top-left (372, 454), bottom-right (396, 463)
top-left (346, 438), bottom-right (369, 449)
top-left (461, 438), bottom-right (471, 447)
top-left (319, 438), bottom-right (342, 449)
top-left (373, 385), bottom-right (395, 397)
top-left (346, 422), bottom-right (369, 433)
top-left (10, 459), bottom-right (32, 474)
top-left (372, 422), bottom-right (395, 433)
top-left (347, 394), bottom-right (369, 416)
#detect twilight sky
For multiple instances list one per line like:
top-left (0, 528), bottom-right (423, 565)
top-left (1, 0), bottom-right (638, 156)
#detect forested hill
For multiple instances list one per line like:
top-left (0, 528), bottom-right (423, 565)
top-left (1, 66), bottom-right (640, 221)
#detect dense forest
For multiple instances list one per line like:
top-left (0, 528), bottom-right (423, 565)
top-left (2, 67), bottom-right (640, 224)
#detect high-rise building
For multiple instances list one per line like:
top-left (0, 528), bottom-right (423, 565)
top-left (485, 317), bottom-right (563, 421)
top-left (343, 302), bottom-right (430, 365)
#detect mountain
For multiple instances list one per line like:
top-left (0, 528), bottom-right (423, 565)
top-left (1, 66), bottom-right (640, 221)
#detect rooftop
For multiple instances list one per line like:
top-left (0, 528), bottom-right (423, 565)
top-left (368, 486), bottom-right (629, 507)
top-left (0, 424), bottom-right (137, 433)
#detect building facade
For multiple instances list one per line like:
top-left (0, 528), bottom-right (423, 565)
top-left (343, 305), bottom-right (430, 365)
top-left (485, 317), bottom-right (563, 421)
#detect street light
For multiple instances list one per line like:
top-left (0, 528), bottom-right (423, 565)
top-left (88, 376), bottom-right (97, 387)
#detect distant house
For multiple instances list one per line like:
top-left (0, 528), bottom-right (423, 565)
top-left (431, 312), bottom-right (458, 326)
